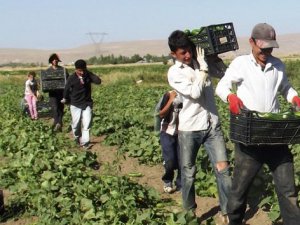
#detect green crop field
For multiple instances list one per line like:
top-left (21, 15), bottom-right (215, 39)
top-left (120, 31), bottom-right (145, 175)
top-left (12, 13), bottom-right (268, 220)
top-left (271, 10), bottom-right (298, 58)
top-left (0, 61), bottom-right (300, 224)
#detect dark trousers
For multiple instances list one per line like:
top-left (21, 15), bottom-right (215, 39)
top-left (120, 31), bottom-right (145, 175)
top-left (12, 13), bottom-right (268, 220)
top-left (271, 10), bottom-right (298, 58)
top-left (160, 132), bottom-right (181, 189)
top-left (228, 144), bottom-right (300, 225)
top-left (49, 96), bottom-right (64, 126)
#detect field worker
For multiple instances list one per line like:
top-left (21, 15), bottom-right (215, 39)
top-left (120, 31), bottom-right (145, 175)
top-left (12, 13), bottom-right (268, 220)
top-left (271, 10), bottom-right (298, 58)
top-left (24, 71), bottom-right (39, 120)
top-left (157, 90), bottom-right (182, 193)
top-left (61, 59), bottom-right (101, 150)
top-left (167, 30), bottom-right (232, 224)
top-left (46, 53), bottom-right (69, 132)
top-left (216, 23), bottom-right (300, 225)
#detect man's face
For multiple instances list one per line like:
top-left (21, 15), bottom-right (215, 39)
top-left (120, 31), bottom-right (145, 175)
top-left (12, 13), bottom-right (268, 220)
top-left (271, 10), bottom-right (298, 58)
top-left (75, 68), bottom-right (85, 76)
top-left (250, 38), bottom-right (273, 65)
top-left (171, 47), bottom-right (193, 65)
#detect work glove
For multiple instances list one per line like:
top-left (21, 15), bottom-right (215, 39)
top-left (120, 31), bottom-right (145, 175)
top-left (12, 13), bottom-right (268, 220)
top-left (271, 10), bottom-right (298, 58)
top-left (195, 46), bottom-right (208, 86)
top-left (61, 98), bottom-right (66, 104)
top-left (228, 93), bottom-right (244, 114)
top-left (292, 96), bottom-right (300, 111)
top-left (196, 46), bottom-right (208, 72)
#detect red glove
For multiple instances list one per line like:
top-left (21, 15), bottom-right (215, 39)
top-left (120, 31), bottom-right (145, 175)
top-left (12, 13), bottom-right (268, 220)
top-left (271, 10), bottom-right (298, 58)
top-left (292, 96), bottom-right (300, 108)
top-left (228, 93), bottom-right (244, 114)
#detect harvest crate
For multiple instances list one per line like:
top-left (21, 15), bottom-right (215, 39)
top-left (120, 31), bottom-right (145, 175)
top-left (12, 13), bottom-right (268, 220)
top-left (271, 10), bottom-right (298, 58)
top-left (40, 68), bottom-right (67, 92)
top-left (189, 22), bottom-right (239, 55)
top-left (37, 101), bottom-right (52, 117)
top-left (230, 110), bottom-right (300, 145)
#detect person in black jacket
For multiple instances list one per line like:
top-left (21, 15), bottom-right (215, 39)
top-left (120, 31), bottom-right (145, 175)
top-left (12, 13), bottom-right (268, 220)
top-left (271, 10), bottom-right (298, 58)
top-left (62, 59), bottom-right (101, 149)
top-left (46, 53), bottom-right (69, 132)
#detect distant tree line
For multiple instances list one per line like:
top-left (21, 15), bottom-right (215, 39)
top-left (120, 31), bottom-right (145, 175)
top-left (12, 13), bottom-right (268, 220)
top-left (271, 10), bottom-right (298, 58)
top-left (86, 54), bottom-right (170, 65)
top-left (0, 54), bottom-right (171, 67)
top-left (0, 62), bottom-right (45, 68)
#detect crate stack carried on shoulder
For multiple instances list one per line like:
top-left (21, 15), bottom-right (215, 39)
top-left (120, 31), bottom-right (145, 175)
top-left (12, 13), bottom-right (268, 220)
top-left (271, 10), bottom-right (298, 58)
top-left (186, 22), bottom-right (239, 55)
top-left (40, 68), bottom-right (67, 92)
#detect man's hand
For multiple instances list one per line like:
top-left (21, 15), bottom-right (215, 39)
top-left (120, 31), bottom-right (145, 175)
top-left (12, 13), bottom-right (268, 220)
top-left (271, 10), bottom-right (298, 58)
top-left (292, 96), bottom-right (300, 111)
top-left (228, 93), bottom-right (244, 114)
top-left (196, 46), bottom-right (208, 72)
top-left (169, 90), bottom-right (177, 100)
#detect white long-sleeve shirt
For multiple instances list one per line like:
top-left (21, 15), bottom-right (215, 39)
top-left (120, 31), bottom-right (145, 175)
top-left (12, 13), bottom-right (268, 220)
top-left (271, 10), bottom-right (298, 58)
top-left (168, 60), bottom-right (220, 131)
top-left (24, 80), bottom-right (35, 96)
top-left (216, 53), bottom-right (298, 113)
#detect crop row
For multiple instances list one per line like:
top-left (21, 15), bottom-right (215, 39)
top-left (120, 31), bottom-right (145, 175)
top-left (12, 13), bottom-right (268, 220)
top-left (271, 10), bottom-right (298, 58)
top-left (0, 83), bottom-right (199, 224)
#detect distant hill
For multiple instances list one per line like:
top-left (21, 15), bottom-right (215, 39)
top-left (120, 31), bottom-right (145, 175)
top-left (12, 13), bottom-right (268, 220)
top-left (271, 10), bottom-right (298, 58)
top-left (1, 33), bottom-right (300, 65)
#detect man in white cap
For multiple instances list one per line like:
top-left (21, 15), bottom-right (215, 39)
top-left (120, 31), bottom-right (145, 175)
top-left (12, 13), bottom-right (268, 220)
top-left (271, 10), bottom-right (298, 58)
top-left (216, 23), bottom-right (300, 225)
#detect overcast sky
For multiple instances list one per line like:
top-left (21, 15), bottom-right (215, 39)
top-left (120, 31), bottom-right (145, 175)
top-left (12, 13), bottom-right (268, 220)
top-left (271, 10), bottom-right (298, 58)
top-left (1, 0), bottom-right (299, 49)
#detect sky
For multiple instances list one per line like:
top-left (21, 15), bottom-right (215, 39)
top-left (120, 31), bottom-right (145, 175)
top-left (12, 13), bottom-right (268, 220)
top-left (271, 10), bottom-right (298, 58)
top-left (1, 0), bottom-right (300, 50)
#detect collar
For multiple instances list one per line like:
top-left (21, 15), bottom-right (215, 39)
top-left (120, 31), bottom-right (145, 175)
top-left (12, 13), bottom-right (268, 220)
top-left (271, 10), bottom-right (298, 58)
top-left (175, 60), bottom-right (188, 69)
top-left (174, 59), bottom-right (198, 69)
top-left (249, 53), bottom-right (277, 71)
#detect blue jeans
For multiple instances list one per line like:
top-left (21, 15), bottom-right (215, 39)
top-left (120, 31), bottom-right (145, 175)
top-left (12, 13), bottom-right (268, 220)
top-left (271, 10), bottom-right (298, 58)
top-left (70, 105), bottom-right (92, 145)
top-left (160, 132), bottom-right (181, 189)
top-left (228, 144), bottom-right (300, 225)
top-left (178, 124), bottom-right (231, 214)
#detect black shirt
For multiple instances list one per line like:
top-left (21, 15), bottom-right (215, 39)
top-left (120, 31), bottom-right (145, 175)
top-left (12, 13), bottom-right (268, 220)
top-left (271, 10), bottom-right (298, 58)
top-left (63, 70), bottom-right (101, 109)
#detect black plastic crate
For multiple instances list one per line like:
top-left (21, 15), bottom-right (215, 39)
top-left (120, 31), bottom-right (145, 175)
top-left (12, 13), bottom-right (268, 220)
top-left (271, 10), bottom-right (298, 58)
top-left (41, 79), bottom-right (66, 92)
top-left (40, 68), bottom-right (67, 92)
top-left (189, 22), bottom-right (239, 55)
top-left (230, 110), bottom-right (300, 145)
top-left (37, 101), bottom-right (52, 117)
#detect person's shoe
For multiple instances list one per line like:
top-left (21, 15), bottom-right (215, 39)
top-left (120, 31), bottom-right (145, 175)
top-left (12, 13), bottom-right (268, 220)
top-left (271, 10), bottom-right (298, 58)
top-left (82, 143), bottom-right (93, 150)
top-left (90, 161), bottom-right (100, 170)
top-left (215, 212), bottom-right (229, 225)
top-left (53, 123), bottom-right (62, 132)
top-left (175, 186), bottom-right (182, 193)
top-left (163, 183), bottom-right (174, 193)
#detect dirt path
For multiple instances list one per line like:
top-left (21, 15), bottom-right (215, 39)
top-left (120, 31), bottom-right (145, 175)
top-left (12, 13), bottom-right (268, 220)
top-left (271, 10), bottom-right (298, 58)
top-left (89, 136), bottom-right (274, 225)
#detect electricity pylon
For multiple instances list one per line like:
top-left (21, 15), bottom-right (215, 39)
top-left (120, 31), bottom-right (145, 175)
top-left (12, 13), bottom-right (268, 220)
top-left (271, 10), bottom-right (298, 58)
top-left (86, 32), bottom-right (108, 56)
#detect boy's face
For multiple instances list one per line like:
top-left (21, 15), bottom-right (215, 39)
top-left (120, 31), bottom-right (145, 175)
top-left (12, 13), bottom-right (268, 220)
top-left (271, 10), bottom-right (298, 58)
top-left (75, 68), bottom-right (86, 76)
top-left (171, 47), bottom-right (193, 65)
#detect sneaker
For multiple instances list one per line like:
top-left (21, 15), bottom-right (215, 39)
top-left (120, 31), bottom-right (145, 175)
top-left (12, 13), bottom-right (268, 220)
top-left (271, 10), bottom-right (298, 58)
top-left (90, 161), bottom-right (100, 170)
top-left (215, 212), bottom-right (229, 225)
top-left (53, 123), bottom-right (62, 132)
top-left (175, 186), bottom-right (182, 193)
top-left (163, 183), bottom-right (174, 193)
top-left (82, 143), bottom-right (93, 150)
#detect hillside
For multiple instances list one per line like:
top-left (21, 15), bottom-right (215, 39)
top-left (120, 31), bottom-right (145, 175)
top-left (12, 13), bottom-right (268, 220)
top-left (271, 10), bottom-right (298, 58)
top-left (1, 33), bottom-right (300, 65)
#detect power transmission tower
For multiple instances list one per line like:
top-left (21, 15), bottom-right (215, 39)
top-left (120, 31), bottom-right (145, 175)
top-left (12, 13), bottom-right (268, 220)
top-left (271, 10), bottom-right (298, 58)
top-left (86, 32), bottom-right (108, 56)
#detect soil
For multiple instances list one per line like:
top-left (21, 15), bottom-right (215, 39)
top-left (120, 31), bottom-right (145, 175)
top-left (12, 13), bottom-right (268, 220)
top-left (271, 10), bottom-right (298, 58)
top-left (0, 134), bottom-right (280, 225)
